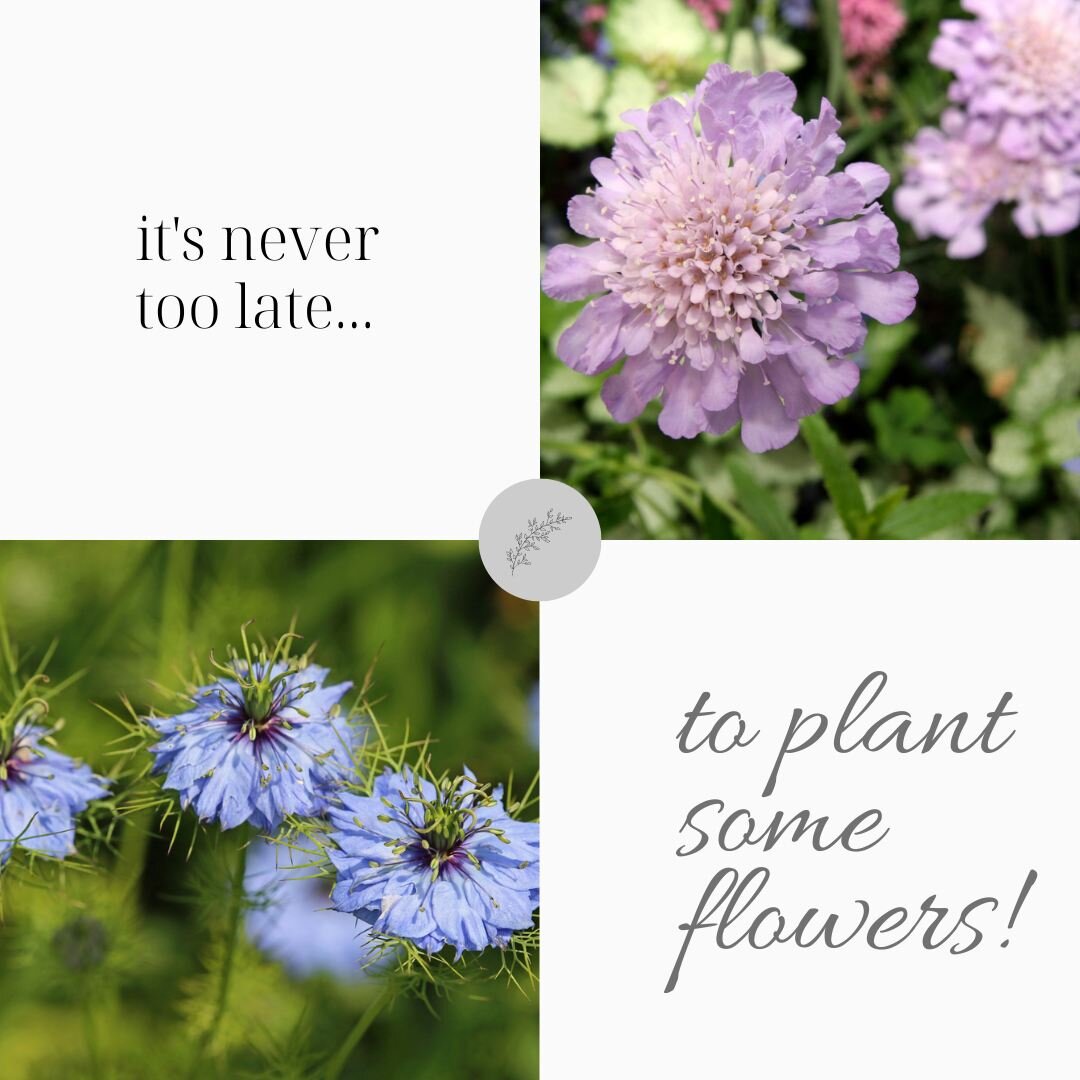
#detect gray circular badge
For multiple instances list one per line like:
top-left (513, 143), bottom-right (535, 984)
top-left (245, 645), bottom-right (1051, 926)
top-left (478, 479), bottom-right (601, 601)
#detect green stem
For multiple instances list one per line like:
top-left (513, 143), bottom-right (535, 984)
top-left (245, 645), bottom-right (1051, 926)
top-left (323, 983), bottom-right (395, 1080)
top-left (819, 0), bottom-right (845, 109)
top-left (117, 540), bottom-right (197, 904)
top-left (192, 832), bottom-right (248, 1072)
top-left (724, 0), bottom-right (745, 64)
top-left (83, 991), bottom-right (103, 1079)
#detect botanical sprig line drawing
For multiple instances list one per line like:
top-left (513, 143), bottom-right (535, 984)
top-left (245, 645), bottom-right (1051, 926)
top-left (507, 509), bottom-right (573, 575)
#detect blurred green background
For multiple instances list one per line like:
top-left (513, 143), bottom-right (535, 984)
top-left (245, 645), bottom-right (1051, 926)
top-left (0, 541), bottom-right (538, 1079)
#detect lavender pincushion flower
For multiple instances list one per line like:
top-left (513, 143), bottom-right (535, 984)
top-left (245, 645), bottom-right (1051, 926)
top-left (541, 64), bottom-right (917, 450)
top-left (327, 767), bottom-right (539, 958)
top-left (930, 0), bottom-right (1080, 166)
top-left (245, 837), bottom-right (378, 980)
top-left (895, 108), bottom-right (1080, 257)
top-left (147, 660), bottom-right (355, 832)
top-left (0, 722), bottom-right (108, 865)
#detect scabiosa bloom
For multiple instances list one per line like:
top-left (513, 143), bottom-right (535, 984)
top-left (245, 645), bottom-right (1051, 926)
top-left (838, 0), bottom-right (906, 66)
top-left (930, 0), bottom-right (1080, 166)
top-left (327, 768), bottom-right (539, 958)
top-left (245, 837), bottom-right (378, 980)
top-left (895, 108), bottom-right (1080, 257)
top-left (541, 64), bottom-right (917, 450)
top-left (0, 721), bottom-right (108, 865)
top-left (147, 649), bottom-right (356, 832)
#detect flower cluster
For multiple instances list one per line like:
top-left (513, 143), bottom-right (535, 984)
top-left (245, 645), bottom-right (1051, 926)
top-left (541, 64), bottom-right (917, 449)
top-left (896, 0), bottom-right (1080, 256)
top-left (146, 655), bottom-right (356, 832)
top-left (326, 767), bottom-right (539, 958)
top-left (0, 721), bottom-right (108, 866)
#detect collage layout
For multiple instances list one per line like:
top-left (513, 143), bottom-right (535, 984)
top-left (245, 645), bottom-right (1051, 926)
top-left (1, 1), bottom-right (1077, 1078)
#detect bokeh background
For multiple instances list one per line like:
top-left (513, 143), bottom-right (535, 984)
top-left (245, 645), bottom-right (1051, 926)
top-left (541, 0), bottom-right (1080, 538)
top-left (0, 541), bottom-right (538, 1079)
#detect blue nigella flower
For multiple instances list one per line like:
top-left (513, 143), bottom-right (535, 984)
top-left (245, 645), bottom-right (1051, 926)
top-left (146, 657), bottom-right (355, 831)
top-left (0, 721), bottom-right (109, 865)
top-left (326, 767), bottom-right (539, 958)
top-left (245, 837), bottom-right (379, 980)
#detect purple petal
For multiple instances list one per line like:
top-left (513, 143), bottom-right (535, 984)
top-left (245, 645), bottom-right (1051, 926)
top-left (555, 294), bottom-right (627, 374)
top-left (737, 365), bottom-right (800, 452)
top-left (567, 195), bottom-right (612, 240)
top-left (834, 271), bottom-right (918, 324)
top-left (764, 357), bottom-right (821, 420)
top-left (844, 162), bottom-right (890, 202)
top-left (601, 354), bottom-right (668, 422)
top-left (786, 300), bottom-right (867, 352)
top-left (542, 243), bottom-right (609, 301)
top-left (658, 364), bottom-right (708, 439)
top-left (700, 360), bottom-right (739, 411)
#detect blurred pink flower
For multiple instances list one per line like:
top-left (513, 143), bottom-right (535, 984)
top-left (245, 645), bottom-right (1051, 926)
top-left (839, 0), bottom-right (906, 63)
top-left (686, 0), bottom-right (731, 32)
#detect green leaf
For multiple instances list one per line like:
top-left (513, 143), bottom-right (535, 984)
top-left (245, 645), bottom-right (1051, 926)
top-left (963, 283), bottom-right (1037, 396)
top-left (1009, 336), bottom-right (1080, 423)
top-left (801, 414), bottom-right (868, 539)
top-left (866, 486), bottom-right (909, 537)
top-left (540, 56), bottom-right (608, 148)
top-left (728, 458), bottom-right (798, 540)
top-left (1041, 402), bottom-right (1080, 466)
top-left (878, 491), bottom-right (992, 539)
top-left (632, 477), bottom-right (684, 538)
top-left (540, 285), bottom-right (583, 347)
top-left (606, 0), bottom-right (709, 79)
top-left (858, 320), bottom-right (918, 399)
top-left (601, 64), bottom-right (658, 133)
top-left (867, 387), bottom-right (964, 469)
top-left (727, 30), bottom-right (805, 74)
top-left (988, 422), bottom-right (1039, 480)
top-left (701, 496), bottom-right (736, 539)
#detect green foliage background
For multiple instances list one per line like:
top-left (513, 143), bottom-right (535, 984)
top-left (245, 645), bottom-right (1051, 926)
top-left (0, 541), bottom-right (538, 1079)
top-left (541, 0), bottom-right (1080, 539)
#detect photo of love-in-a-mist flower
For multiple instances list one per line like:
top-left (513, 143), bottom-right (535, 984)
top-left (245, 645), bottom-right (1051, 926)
top-left (0, 541), bottom-right (538, 1079)
top-left (541, 0), bottom-right (1080, 539)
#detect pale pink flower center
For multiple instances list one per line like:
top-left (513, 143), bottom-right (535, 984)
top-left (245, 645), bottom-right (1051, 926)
top-left (993, 6), bottom-right (1079, 98)
top-left (604, 149), bottom-right (809, 347)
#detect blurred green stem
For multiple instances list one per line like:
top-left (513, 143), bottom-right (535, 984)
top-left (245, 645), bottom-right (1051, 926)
top-left (724, 0), bottom-right (745, 63)
top-left (323, 983), bottom-right (394, 1080)
top-left (117, 541), bottom-right (196, 903)
top-left (83, 991), bottom-right (102, 1079)
top-left (819, 0), bottom-right (845, 108)
top-left (192, 831), bottom-right (248, 1073)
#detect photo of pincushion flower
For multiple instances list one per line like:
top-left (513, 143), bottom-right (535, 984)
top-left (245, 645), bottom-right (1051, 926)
top-left (0, 541), bottom-right (538, 1079)
top-left (541, 0), bottom-right (1080, 538)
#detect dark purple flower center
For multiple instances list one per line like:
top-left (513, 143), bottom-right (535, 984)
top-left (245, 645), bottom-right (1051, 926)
top-left (376, 776), bottom-right (515, 880)
top-left (0, 741), bottom-right (36, 785)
